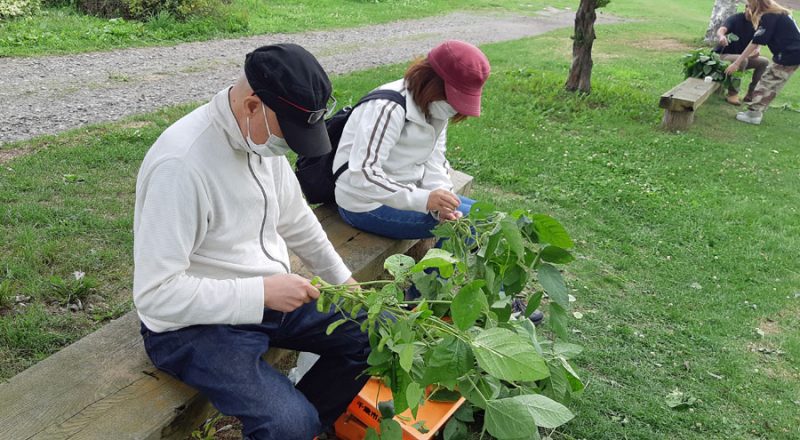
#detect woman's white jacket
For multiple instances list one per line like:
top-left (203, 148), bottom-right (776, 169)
top-left (333, 79), bottom-right (454, 213)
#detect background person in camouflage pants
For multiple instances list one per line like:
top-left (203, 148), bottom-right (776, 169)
top-left (724, 0), bottom-right (800, 125)
top-left (748, 63), bottom-right (798, 111)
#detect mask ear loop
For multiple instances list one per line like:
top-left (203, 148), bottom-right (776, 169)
top-left (261, 103), bottom-right (273, 139)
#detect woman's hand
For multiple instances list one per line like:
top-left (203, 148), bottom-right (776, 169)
top-left (438, 210), bottom-right (463, 222)
top-left (427, 189), bottom-right (460, 214)
top-left (718, 35), bottom-right (729, 47)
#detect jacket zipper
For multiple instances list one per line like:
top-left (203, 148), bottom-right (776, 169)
top-left (246, 152), bottom-right (290, 274)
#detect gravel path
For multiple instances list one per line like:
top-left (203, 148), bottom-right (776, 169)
top-left (0, 8), bottom-right (618, 144)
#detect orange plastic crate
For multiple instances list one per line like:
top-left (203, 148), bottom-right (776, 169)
top-left (335, 378), bottom-right (465, 440)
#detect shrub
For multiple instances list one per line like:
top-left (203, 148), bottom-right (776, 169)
top-left (76, 0), bottom-right (224, 20)
top-left (0, 0), bottom-right (41, 19)
top-left (76, 0), bottom-right (128, 18)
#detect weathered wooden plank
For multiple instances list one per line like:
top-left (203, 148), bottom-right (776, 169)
top-left (0, 170), bottom-right (473, 440)
top-left (661, 109), bottom-right (696, 132)
top-left (659, 77), bottom-right (720, 112)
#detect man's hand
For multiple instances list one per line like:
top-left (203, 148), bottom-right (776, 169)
top-left (724, 61), bottom-right (740, 75)
top-left (427, 189), bottom-right (460, 213)
top-left (718, 34), bottom-right (729, 47)
top-left (263, 274), bottom-right (319, 312)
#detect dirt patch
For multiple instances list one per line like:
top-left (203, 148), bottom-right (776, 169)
top-left (756, 317), bottom-right (781, 335)
top-left (630, 38), bottom-right (693, 52)
top-left (119, 120), bottom-right (155, 130)
top-left (0, 148), bottom-right (27, 164)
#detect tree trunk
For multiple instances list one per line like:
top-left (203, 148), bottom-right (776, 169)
top-left (565, 0), bottom-right (598, 94)
top-left (705, 0), bottom-right (739, 43)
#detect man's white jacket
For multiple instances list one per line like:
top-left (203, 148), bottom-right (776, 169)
top-left (133, 88), bottom-right (351, 333)
top-left (333, 79), bottom-right (454, 214)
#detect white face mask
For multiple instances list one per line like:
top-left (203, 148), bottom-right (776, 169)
top-left (245, 103), bottom-right (291, 157)
top-left (429, 100), bottom-right (458, 120)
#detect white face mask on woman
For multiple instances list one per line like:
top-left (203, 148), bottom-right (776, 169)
top-left (245, 103), bottom-right (291, 157)
top-left (428, 100), bottom-right (458, 120)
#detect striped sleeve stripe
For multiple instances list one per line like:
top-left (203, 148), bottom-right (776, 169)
top-left (361, 101), bottom-right (413, 192)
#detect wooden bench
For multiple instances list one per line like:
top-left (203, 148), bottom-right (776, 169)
top-left (0, 171), bottom-right (472, 440)
top-left (659, 77), bottom-right (721, 131)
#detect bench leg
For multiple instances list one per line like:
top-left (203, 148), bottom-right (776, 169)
top-left (661, 109), bottom-right (695, 131)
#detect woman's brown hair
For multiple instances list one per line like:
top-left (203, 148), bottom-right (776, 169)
top-left (747, 0), bottom-right (791, 27)
top-left (404, 58), bottom-right (468, 123)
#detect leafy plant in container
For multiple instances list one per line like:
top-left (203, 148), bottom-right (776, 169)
top-left (316, 203), bottom-right (584, 439)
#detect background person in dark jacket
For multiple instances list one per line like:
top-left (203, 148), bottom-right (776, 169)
top-left (715, 7), bottom-right (770, 105)
top-left (726, 0), bottom-right (800, 124)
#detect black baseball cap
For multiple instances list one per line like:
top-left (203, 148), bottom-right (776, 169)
top-left (244, 44), bottom-right (332, 158)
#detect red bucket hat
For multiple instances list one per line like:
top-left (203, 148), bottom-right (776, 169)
top-left (427, 40), bottom-right (491, 117)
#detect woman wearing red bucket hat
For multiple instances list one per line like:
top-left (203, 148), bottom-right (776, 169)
top-left (332, 40), bottom-right (490, 239)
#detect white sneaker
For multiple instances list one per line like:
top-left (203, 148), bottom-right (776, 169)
top-left (736, 110), bottom-right (763, 125)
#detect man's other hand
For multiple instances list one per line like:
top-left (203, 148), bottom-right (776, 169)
top-left (263, 274), bottom-right (320, 312)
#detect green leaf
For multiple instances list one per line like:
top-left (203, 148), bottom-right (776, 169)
top-left (451, 280), bottom-right (487, 330)
top-left (365, 428), bottom-right (380, 440)
top-left (665, 389), bottom-right (698, 410)
top-left (429, 388), bottom-right (461, 402)
top-left (397, 343), bottom-right (415, 372)
top-left (553, 342), bottom-right (583, 359)
top-left (727, 32), bottom-right (739, 42)
top-left (406, 382), bottom-right (424, 415)
top-left (549, 303), bottom-right (569, 340)
top-left (547, 361), bottom-right (569, 400)
top-left (500, 217), bottom-right (526, 258)
top-left (421, 336), bottom-right (474, 386)
top-left (325, 318), bottom-right (348, 335)
top-left (469, 201), bottom-right (496, 220)
top-left (539, 246), bottom-right (575, 264)
top-left (379, 418), bottom-right (403, 440)
top-left (443, 418), bottom-right (469, 440)
top-left (454, 404), bottom-right (475, 422)
top-left (560, 357), bottom-right (585, 395)
top-left (485, 395), bottom-right (574, 437)
top-left (385, 254), bottom-right (416, 279)
top-left (531, 214), bottom-right (574, 248)
top-left (525, 291), bottom-right (544, 317)
top-left (380, 283), bottom-right (404, 303)
top-left (391, 366), bottom-right (413, 415)
top-left (538, 263), bottom-right (569, 309)
top-left (411, 250), bottom-right (456, 278)
top-left (502, 264), bottom-right (528, 295)
top-left (472, 327), bottom-right (549, 382)
top-left (457, 374), bottom-right (501, 409)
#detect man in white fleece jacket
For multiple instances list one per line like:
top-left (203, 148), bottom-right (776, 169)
top-left (133, 44), bottom-right (368, 440)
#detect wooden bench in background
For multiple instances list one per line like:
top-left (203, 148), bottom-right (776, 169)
top-left (0, 171), bottom-right (472, 440)
top-left (659, 77), bottom-right (720, 131)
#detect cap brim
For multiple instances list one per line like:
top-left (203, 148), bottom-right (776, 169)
top-left (278, 115), bottom-right (332, 158)
top-left (445, 82), bottom-right (481, 117)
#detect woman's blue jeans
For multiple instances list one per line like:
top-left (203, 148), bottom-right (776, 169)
top-left (338, 195), bottom-right (475, 239)
top-left (140, 301), bottom-right (370, 440)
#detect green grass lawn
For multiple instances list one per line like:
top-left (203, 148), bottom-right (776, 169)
top-left (2, 0), bottom-right (799, 438)
top-left (0, 0), bottom-right (575, 57)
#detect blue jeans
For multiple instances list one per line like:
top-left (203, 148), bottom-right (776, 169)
top-left (338, 195), bottom-right (475, 239)
top-left (140, 301), bottom-right (370, 440)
